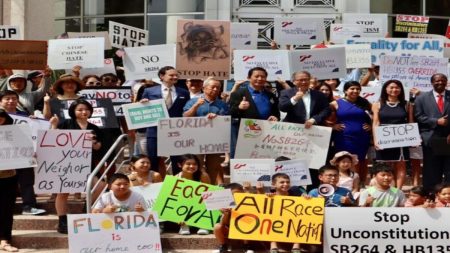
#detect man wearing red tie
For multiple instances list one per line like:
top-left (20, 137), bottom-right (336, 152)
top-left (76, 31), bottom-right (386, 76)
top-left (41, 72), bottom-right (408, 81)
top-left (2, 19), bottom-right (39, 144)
top-left (414, 73), bottom-right (450, 192)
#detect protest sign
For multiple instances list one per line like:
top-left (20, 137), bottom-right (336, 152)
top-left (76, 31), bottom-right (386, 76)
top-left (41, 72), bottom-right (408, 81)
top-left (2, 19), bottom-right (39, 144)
top-left (76, 58), bottom-right (116, 78)
top-left (290, 47), bottom-right (346, 79)
top-left (230, 22), bottom-right (258, 50)
top-left (229, 193), bottom-right (324, 244)
top-left (346, 38), bottom-right (444, 65)
top-left (10, 114), bottom-right (50, 150)
top-left (330, 24), bottom-right (364, 44)
top-left (157, 116), bottom-right (231, 156)
top-left (408, 33), bottom-right (450, 58)
top-left (274, 17), bottom-right (325, 46)
top-left (123, 44), bottom-right (176, 80)
top-left (122, 100), bottom-right (169, 130)
top-left (233, 50), bottom-right (290, 81)
top-left (109, 21), bottom-right (148, 48)
top-left (342, 13), bottom-right (388, 37)
top-left (68, 211), bottom-right (161, 253)
top-left (235, 119), bottom-right (331, 169)
top-left (48, 37), bottom-right (105, 70)
top-left (395, 15), bottom-right (429, 34)
top-left (274, 159), bottom-right (311, 186)
top-left (78, 87), bottom-right (132, 116)
top-left (0, 25), bottom-right (20, 40)
top-left (202, 189), bottom-right (236, 211)
top-left (35, 130), bottom-right (91, 193)
top-left (324, 208), bottom-right (450, 253)
top-left (0, 40), bottom-right (47, 70)
top-left (0, 124), bottom-right (35, 170)
top-left (374, 123), bottom-right (421, 149)
top-left (152, 176), bottom-right (222, 230)
top-left (230, 159), bottom-right (275, 184)
top-left (131, 183), bottom-right (163, 210)
top-left (328, 44), bottom-right (371, 69)
top-left (67, 31), bottom-right (112, 50)
top-left (379, 55), bottom-right (448, 90)
top-left (176, 19), bottom-right (230, 80)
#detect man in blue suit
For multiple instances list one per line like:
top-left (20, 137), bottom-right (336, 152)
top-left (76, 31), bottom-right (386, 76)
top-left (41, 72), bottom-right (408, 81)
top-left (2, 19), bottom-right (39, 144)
top-left (141, 66), bottom-right (190, 175)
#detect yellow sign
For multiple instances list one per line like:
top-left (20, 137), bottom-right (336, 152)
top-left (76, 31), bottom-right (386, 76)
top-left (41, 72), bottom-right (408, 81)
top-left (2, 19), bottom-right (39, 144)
top-left (229, 193), bottom-right (324, 244)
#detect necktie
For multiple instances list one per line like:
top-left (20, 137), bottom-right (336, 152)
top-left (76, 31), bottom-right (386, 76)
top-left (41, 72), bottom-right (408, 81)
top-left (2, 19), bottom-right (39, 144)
top-left (165, 88), bottom-right (173, 109)
top-left (438, 94), bottom-right (444, 113)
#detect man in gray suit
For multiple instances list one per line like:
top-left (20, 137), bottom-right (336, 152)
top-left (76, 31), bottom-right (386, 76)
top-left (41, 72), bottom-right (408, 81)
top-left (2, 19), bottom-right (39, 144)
top-left (414, 73), bottom-right (450, 192)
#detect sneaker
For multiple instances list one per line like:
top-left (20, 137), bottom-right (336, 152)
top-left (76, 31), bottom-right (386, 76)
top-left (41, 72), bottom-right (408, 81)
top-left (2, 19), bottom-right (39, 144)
top-left (243, 250), bottom-right (254, 253)
top-left (212, 244), bottom-right (228, 253)
top-left (179, 224), bottom-right (190, 235)
top-left (197, 228), bottom-right (209, 235)
top-left (22, 207), bottom-right (46, 215)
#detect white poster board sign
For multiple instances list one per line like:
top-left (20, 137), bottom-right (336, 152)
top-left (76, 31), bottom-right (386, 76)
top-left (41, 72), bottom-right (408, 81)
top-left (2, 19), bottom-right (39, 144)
top-left (157, 116), bottom-right (231, 156)
top-left (342, 13), bottom-right (388, 37)
top-left (230, 159), bottom-right (275, 184)
top-left (408, 33), bottom-right (450, 59)
top-left (35, 130), bottom-right (92, 194)
top-left (274, 17), bottom-right (325, 46)
top-left (233, 50), bottom-right (290, 81)
top-left (0, 124), bottom-right (35, 170)
top-left (0, 25), bottom-right (21, 40)
top-left (235, 119), bottom-right (332, 169)
top-left (48, 37), bottom-right (105, 70)
top-left (328, 44), bottom-right (372, 69)
top-left (10, 114), bottom-right (50, 150)
top-left (131, 183), bottom-right (163, 210)
top-left (122, 100), bottom-right (169, 130)
top-left (109, 21), bottom-right (148, 48)
top-left (123, 44), bottom-right (176, 80)
top-left (330, 24), bottom-right (364, 44)
top-left (68, 212), bottom-right (161, 253)
top-left (202, 189), bottom-right (236, 210)
top-left (290, 47), bottom-right (346, 79)
top-left (230, 22), bottom-right (258, 50)
top-left (274, 159), bottom-right (311, 186)
top-left (67, 31), bottom-right (112, 50)
top-left (78, 58), bottom-right (116, 78)
top-left (374, 123), bottom-right (421, 149)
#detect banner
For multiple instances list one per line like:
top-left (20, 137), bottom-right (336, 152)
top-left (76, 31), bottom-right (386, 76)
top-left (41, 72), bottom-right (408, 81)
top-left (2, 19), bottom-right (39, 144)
top-left (342, 13), bottom-right (388, 37)
top-left (230, 159), bottom-right (275, 184)
top-left (10, 114), bottom-right (50, 150)
top-left (78, 87), bottom-right (132, 116)
top-left (235, 119), bottom-right (332, 169)
top-left (324, 208), bottom-right (450, 253)
top-left (176, 19), bottom-right (230, 80)
top-left (0, 25), bottom-right (20, 40)
top-left (274, 17), bottom-right (325, 46)
top-left (346, 38), bottom-right (444, 64)
top-left (131, 183), bottom-right (163, 210)
top-left (274, 159), bottom-right (312, 186)
top-left (202, 189), bottom-right (236, 211)
top-left (68, 211), bottom-right (161, 253)
top-left (77, 58), bottom-right (116, 78)
top-left (330, 24), bottom-right (364, 44)
top-left (408, 33), bottom-right (450, 58)
top-left (152, 176), bottom-right (222, 230)
top-left (230, 22), bottom-right (258, 50)
top-left (290, 47), bottom-right (347, 79)
top-left (157, 116), bottom-right (231, 156)
top-left (229, 193), bottom-right (324, 244)
top-left (67, 31), bottom-right (112, 50)
top-left (122, 100), bottom-right (169, 130)
top-left (233, 50), bottom-right (291, 81)
top-left (374, 123), bottom-right (421, 149)
top-left (123, 44), bottom-right (176, 81)
top-left (395, 15), bottom-right (429, 34)
top-left (379, 55), bottom-right (448, 90)
top-left (35, 130), bottom-right (92, 193)
top-left (109, 21), bottom-right (148, 48)
top-left (0, 124), bottom-right (35, 170)
top-left (48, 38), bottom-right (105, 70)
top-left (0, 40), bottom-right (47, 70)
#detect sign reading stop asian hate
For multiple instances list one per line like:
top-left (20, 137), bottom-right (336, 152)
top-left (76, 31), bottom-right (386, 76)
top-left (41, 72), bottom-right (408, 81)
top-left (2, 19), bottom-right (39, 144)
top-left (0, 124), bottom-right (35, 170)
top-left (374, 123), bottom-right (421, 149)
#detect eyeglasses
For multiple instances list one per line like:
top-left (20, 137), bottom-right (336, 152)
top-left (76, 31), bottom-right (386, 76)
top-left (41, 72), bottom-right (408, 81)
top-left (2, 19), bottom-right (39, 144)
top-left (87, 81), bottom-right (101, 86)
top-left (323, 174), bottom-right (339, 178)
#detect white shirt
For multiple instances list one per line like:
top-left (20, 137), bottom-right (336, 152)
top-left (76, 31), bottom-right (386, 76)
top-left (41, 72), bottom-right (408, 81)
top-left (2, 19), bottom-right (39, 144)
top-left (161, 84), bottom-right (177, 102)
top-left (290, 90), bottom-right (312, 119)
top-left (94, 191), bottom-right (148, 212)
top-left (433, 90), bottom-right (445, 104)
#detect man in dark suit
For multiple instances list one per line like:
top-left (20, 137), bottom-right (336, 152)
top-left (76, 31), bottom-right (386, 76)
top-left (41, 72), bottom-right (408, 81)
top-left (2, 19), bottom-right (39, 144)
top-left (141, 66), bottom-right (190, 175)
top-left (414, 73), bottom-right (450, 192)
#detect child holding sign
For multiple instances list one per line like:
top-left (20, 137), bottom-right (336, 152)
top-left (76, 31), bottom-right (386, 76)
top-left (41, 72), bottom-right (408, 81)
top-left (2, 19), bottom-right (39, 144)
top-left (435, 183), bottom-right (450, 207)
top-left (128, 155), bottom-right (162, 186)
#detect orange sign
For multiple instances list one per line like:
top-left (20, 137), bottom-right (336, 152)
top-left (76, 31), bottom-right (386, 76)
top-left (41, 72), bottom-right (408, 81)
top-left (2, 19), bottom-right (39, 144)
top-left (0, 40), bottom-right (47, 70)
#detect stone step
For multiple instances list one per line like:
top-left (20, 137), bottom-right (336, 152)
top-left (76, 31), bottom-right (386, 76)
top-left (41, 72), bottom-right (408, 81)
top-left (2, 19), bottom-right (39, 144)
top-left (14, 196), bottom-right (85, 215)
top-left (13, 215), bottom-right (59, 230)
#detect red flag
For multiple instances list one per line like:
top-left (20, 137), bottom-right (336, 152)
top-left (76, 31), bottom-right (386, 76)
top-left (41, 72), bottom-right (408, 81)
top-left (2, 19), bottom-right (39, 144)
top-left (445, 20), bottom-right (450, 39)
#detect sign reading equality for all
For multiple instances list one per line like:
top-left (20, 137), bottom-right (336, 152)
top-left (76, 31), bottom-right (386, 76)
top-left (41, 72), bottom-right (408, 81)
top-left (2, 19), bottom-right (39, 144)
top-left (289, 47), bottom-right (347, 79)
top-left (374, 123), bottom-right (421, 149)
top-left (274, 17), bottom-right (325, 46)
top-left (122, 99), bottom-right (169, 130)
top-left (408, 33), bottom-right (450, 58)
top-left (230, 22), bottom-right (258, 50)
top-left (229, 193), bottom-right (324, 244)
top-left (395, 15), bottom-right (429, 34)
top-left (0, 124), bottom-right (35, 170)
top-left (109, 21), bottom-right (148, 48)
top-left (233, 50), bottom-right (291, 81)
top-left (342, 13), bottom-right (388, 37)
top-left (0, 40), bottom-right (47, 70)
top-left (157, 116), bottom-right (231, 156)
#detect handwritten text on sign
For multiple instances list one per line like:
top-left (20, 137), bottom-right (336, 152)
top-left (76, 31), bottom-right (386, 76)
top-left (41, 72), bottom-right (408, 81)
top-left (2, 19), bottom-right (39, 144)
top-left (10, 114), bottom-right (50, 151)
top-left (68, 211), bottom-right (161, 253)
top-left (0, 124), bottom-right (35, 170)
top-left (233, 50), bottom-right (291, 81)
top-left (374, 123), bottom-right (421, 149)
top-left (157, 116), bottom-right (231, 156)
top-left (35, 130), bottom-right (92, 194)
top-left (229, 193), bottom-right (324, 244)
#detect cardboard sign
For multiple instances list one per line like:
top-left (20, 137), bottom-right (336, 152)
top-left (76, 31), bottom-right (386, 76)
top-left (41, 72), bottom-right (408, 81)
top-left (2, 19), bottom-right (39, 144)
top-left (395, 15), bottom-right (429, 34)
top-left (67, 31), bottom-right (112, 50)
top-left (235, 119), bottom-right (332, 169)
top-left (290, 47), bottom-right (347, 79)
top-left (229, 193), bottom-right (324, 244)
top-left (131, 183), bottom-right (163, 210)
top-left (109, 21), bottom-right (148, 48)
top-left (152, 176), bottom-right (222, 230)
top-left (274, 159), bottom-right (312, 186)
top-left (10, 114), bottom-right (50, 151)
top-left (202, 189), bottom-right (236, 211)
top-left (68, 212), bottom-right (161, 253)
top-left (176, 19), bottom-right (230, 80)
top-left (324, 208), bottom-right (450, 253)
top-left (374, 123), bottom-right (421, 149)
top-left (379, 55), bottom-right (448, 90)
top-left (77, 58), bottom-right (116, 78)
top-left (35, 130), bottom-right (92, 194)
top-left (342, 13), bottom-right (388, 37)
top-left (78, 87), bottom-right (132, 116)
top-left (0, 40), bottom-right (47, 70)
top-left (0, 124), bottom-right (36, 170)
top-left (330, 24), bottom-right (364, 44)
top-left (122, 100), bottom-right (169, 130)
top-left (233, 50), bottom-right (291, 81)
top-left (346, 38), bottom-right (444, 65)
top-left (157, 116), bottom-right (231, 156)
top-left (230, 22), bottom-right (258, 50)
top-left (230, 159), bottom-right (275, 184)
top-left (274, 17), bottom-right (325, 46)
top-left (408, 33), bottom-right (450, 58)
top-left (123, 44), bottom-right (176, 81)
top-left (48, 38), bottom-right (105, 70)
top-left (0, 25), bottom-right (21, 40)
